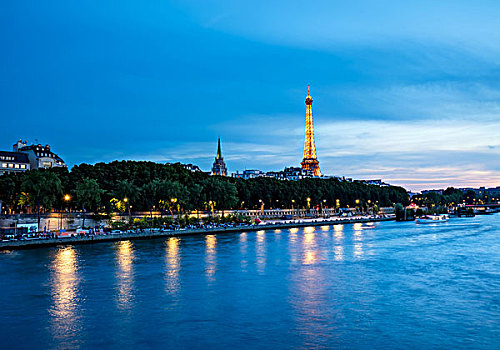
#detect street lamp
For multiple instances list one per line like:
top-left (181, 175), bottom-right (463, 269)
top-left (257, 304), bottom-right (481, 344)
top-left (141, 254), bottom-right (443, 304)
top-left (61, 194), bottom-right (71, 230)
top-left (123, 197), bottom-right (131, 222)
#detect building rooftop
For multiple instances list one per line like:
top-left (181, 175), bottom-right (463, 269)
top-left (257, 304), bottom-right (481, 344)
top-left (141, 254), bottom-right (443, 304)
top-left (18, 144), bottom-right (64, 162)
top-left (0, 151), bottom-right (30, 164)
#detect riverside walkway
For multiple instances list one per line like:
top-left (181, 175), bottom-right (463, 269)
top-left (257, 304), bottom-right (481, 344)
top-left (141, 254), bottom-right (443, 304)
top-left (0, 215), bottom-right (394, 250)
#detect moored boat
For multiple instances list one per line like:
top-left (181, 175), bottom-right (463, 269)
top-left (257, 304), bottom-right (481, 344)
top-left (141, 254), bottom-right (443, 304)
top-left (415, 214), bottom-right (449, 224)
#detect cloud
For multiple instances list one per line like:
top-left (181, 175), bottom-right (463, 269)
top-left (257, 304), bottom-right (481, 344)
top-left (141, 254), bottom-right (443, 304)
top-left (178, 0), bottom-right (500, 57)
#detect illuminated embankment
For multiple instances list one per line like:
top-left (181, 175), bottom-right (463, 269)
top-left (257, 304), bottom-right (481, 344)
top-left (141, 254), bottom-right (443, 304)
top-left (0, 216), bottom-right (394, 250)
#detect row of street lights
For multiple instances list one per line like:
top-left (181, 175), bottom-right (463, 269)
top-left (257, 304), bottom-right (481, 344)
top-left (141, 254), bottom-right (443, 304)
top-left (240, 198), bottom-right (370, 212)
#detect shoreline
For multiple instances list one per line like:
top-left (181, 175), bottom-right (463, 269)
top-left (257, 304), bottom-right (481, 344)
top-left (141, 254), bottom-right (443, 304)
top-left (0, 216), bottom-right (395, 251)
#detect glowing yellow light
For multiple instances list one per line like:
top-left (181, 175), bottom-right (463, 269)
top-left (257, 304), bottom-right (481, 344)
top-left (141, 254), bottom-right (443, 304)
top-left (165, 237), bottom-right (180, 295)
top-left (50, 247), bottom-right (79, 332)
top-left (205, 235), bottom-right (217, 281)
top-left (304, 226), bottom-right (315, 234)
top-left (116, 241), bottom-right (135, 309)
top-left (304, 251), bottom-right (316, 265)
top-left (64, 194), bottom-right (71, 201)
top-left (301, 85), bottom-right (321, 176)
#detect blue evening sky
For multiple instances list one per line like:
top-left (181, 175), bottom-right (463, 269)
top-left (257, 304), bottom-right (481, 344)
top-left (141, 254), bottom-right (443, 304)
top-left (1, 1), bottom-right (499, 191)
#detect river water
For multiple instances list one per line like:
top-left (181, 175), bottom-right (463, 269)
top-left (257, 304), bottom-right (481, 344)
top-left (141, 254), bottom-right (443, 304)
top-left (1, 215), bottom-right (499, 349)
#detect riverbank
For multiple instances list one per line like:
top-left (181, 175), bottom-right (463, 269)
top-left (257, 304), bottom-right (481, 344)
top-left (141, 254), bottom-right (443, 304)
top-left (0, 216), bottom-right (394, 250)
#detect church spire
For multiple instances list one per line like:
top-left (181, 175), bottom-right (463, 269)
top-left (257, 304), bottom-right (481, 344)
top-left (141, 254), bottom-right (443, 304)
top-left (216, 137), bottom-right (222, 160)
top-left (212, 137), bottom-right (227, 176)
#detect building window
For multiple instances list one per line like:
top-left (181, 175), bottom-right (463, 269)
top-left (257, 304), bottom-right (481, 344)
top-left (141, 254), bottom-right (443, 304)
top-left (21, 164), bottom-right (26, 169)
top-left (1, 163), bottom-right (6, 168)
top-left (14, 164), bottom-right (20, 169)
top-left (8, 163), bottom-right (13, 168)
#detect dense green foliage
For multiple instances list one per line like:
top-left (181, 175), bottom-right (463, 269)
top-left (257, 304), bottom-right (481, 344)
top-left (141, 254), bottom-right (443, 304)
top-left (411, 187), bottom-right (494, 207)
top-left (0, 161), bottom-right (409, 214)
top-left (18, 171), bottom-right (62, 226)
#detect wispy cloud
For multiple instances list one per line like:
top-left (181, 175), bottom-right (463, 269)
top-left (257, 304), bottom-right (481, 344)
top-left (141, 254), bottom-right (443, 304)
top-left (180, 0), bottom-right (500, 58)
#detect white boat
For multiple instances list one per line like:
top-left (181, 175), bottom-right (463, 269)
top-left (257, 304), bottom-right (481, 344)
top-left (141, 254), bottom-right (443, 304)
top-left (415, 214), bottom-right (449, 224)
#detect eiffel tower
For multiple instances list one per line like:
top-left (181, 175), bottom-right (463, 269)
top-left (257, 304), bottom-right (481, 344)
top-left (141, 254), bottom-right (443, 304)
top-left (301, 85), bottom-right (321, 176)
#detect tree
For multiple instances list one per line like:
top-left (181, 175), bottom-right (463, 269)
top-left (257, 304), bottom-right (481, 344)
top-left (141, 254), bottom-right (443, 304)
top-left (20, 170), bottom-right (62, 229)
top-left (465, 190), bottom-right (476, 205)
top-left (112, 179), bottom-right (139, 220)
top-left (2, 160), bottom-right (412, 216)
top-left (113, 179), bottom-right (139, 203)
top-left (202, 178), bottom-right (238, 215)
top-left (394, 203), bottom-right (405, 221)
top-left (157, 180), bottom-right (188, 222)
top-left (140, 180), bottom-right (163, 222)
top-left (0, 175), bottom-right (18, 213)
top-left (74, 178), bottom-right (104, 228)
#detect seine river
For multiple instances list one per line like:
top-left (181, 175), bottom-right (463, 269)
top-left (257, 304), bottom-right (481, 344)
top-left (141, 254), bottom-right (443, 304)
top-left (1, 215), bottom-right (499, 349)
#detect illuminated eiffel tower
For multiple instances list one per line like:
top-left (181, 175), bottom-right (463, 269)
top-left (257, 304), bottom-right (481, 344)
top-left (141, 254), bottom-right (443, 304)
top-left (301, 85), bottom-right (321, 176)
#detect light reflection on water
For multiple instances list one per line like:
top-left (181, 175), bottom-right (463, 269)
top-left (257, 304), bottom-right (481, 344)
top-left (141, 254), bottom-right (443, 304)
top-left (303, 229), bottom-right (317, 265)
top-left (49, 246), bottom-right (81, 345)
top-left (333, 224), bottom-right (344, 261)
top-left (205, 235), bottom-right (217, 281)
top-left (291, 252), bottom-right (331, 347)
top-left (115, 241), bottom-right (135, 310)
top-left (3, 215), bottom-right (499, 349)
top-left (353, 223), bottom-right (364, 258)
top-left (289, 227), bottom-right (299, 245)
top-left (256, 230), bottom-right (266, 273)
top-left (165, 237), bottom-right (180, 296)
top-left (239, 232), bottom-right (248, 271)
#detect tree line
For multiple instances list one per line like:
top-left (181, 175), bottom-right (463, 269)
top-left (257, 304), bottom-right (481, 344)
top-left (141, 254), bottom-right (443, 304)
top-left (0, 161), bottom-right (410, 223)
top-left (411, 187), bottom-right (490, 207)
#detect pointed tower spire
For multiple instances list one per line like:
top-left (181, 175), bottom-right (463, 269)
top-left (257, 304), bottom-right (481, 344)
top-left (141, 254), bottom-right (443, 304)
top-left (301, 85), bottom-right (321, 176)
top-left (212, 137), bottom-right (227, 176)
top-left (216, 137), bottom-right (222, 160)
